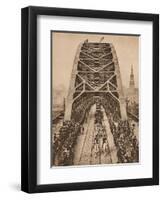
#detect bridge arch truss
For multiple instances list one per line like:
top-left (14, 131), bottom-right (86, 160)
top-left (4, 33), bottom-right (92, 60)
top-left (64, 41), bottom-right (127, 123)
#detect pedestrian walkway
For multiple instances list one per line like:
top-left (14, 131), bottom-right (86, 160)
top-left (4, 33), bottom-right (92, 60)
top-left (73, 104), bottom-right (118, 166)
top-left (101, 107), bottom-right (118, 163)
top-left (73, 104), bottom-right (96, 165)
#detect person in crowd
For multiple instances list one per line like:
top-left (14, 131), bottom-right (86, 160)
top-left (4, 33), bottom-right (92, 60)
top-left (102, 136), bottom-right (108, 154)
top-left (94, 134), bottom-right (99, 158)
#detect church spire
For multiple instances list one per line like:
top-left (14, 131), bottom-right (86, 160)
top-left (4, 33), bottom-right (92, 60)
top-left (129, 65), bottom-right (135, 89)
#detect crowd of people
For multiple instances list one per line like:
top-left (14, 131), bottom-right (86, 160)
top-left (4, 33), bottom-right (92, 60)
top-left (93, 108), bottom-right (110, 158)
top-left (98, 94), bottom-right (139, 163)
top-left (108, 114), bottom-right (139, 163)
top-left (53, 120), bottom-right (81, 166)
top-left (102, 93), bottom-right (120, 122)
top-left (71, 94), bottom-right (95, 124)
top-left (53, 94), bottom-right (99, 166)
top-left (53, 93), bottom-right (139, 165)
top-left (127, 99), bottom-right (139, 118)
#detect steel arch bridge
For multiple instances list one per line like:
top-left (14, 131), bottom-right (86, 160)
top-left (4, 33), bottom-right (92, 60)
top-left (64, 41), bottom-right (127, 124)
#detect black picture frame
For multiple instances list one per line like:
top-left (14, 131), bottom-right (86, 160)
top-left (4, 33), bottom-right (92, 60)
top-left (21, 6), bottom-right (159, 193)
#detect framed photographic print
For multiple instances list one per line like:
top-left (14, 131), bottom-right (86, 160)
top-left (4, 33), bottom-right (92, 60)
top-left (21, 6), bottom-right (159, 193)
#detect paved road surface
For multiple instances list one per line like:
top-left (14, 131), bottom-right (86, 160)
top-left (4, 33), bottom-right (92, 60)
top-left (73, 104), bottom-right (118, 166)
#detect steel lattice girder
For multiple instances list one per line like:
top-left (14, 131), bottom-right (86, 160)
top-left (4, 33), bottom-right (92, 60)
top-left (64, 41), bottom-right (127, 121)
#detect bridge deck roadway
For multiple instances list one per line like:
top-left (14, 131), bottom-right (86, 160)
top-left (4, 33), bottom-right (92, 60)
top-left (73, 104), bottom-right (118, 166)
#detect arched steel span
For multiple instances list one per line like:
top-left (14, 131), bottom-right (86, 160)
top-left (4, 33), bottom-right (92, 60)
top-left (64, 41), bottom-right (127, 123)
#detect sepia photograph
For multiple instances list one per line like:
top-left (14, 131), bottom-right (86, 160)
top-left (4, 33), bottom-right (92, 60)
top-left (21, 6), bottom-right (159, 193)
top-left (51, 31), bottom-right (139, 167)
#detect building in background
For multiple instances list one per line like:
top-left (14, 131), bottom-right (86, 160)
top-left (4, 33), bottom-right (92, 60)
top-left (126, 65), bottom-right (138, 103)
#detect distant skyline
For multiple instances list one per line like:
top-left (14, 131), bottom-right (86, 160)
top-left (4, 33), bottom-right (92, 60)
top-left (52, 32), bottom-right (139, 103)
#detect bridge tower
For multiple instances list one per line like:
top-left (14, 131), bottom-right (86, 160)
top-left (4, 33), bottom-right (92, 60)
top-left (64, 40), bottom-right (127, 122)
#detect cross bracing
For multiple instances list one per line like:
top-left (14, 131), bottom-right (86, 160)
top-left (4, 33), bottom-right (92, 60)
top-left (64, 41), bottom-right (127, 121)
